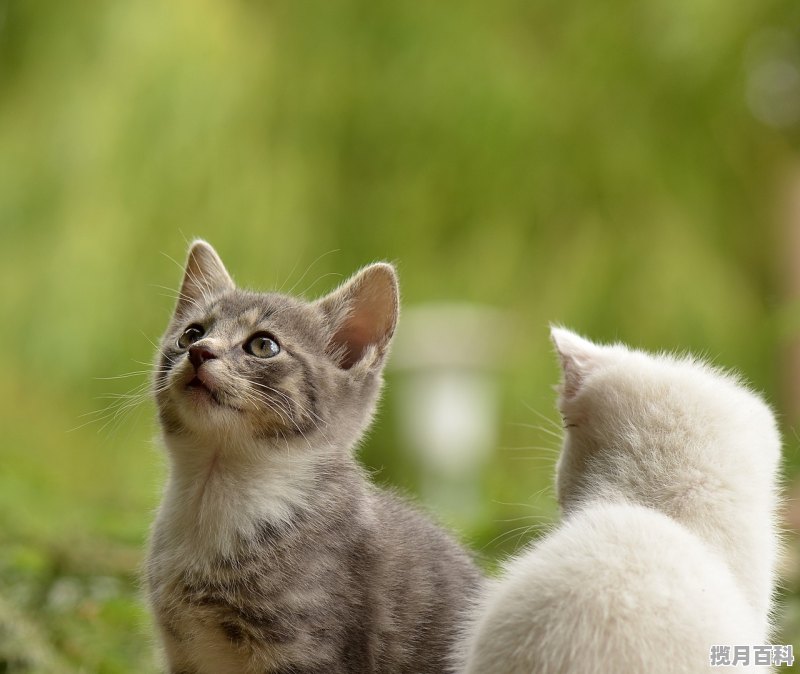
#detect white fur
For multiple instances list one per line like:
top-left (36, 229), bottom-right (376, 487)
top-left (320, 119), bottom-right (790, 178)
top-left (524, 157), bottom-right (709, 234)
top-left (460, 328), bottom-right (782, 674)
top-left (149, 432), bottom-right (324, 572)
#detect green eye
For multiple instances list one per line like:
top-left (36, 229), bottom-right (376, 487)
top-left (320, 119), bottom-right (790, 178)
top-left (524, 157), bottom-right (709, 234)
top-left (246, 333), bottom-right (280, 358)
top-left (178, 325), bottom-right (204, 349)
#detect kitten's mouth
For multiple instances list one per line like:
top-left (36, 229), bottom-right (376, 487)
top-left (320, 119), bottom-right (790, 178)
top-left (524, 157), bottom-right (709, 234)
top-left (187, 376), bottom-right (207, 390)
top-left (186, 376), bottom-right (222, 405)
top-left (186, 377), bottom-right (214, 405)
top-left (185, 376), bottom-right (241, 411)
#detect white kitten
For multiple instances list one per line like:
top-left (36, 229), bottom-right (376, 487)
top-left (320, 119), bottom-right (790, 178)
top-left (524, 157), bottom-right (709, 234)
top-left (459, 328), bottom-right (783, 674)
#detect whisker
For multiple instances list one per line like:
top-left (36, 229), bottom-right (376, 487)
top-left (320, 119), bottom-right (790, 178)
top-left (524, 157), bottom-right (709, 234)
top-left (481, 524), bottom-right (542, 552)
top-left (521, 402), bottom-right (564, 433)
top-left (93, 371), bottom-right (152, 380)
top-left (285, 249), bottom-right (340, 297)
top-left (512, 422), bottom-right (564, 441)
top-left (299, 272), bottom-right (344, 298)
top-left (509, 456), bottom-right (559, 463)
top-left (499, 445), bottom-right (561, 454)
top-left (244, 386), bottom-right (322, 447)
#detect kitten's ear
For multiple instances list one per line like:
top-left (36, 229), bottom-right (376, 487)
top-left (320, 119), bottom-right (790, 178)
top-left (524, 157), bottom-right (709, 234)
top-left (550, 327), bottom-right (603, 399)
top-left (174, 240), bottom-right (234, 316)
top-left (316, 263), bottom-right (399, 371)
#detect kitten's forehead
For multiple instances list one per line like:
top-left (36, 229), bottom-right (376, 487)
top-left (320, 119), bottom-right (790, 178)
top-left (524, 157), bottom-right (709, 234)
top-left (209, 290), bottom-right (304, 322)
top-left (197, 290), bottom-right (326, 342)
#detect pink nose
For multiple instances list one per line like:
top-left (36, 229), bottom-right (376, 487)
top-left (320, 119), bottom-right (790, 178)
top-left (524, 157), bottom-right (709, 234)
top-left (188, 345), bottom-right (217, 370)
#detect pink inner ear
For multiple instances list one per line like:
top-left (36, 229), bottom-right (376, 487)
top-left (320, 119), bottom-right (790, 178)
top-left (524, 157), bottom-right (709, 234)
top-left (334, 319), bottom-right (376, 370)
top-left (327, 266), bottom-right (398, 370)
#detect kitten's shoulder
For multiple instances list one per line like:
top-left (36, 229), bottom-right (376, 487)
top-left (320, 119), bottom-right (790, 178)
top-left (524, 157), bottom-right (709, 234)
top-left (370, 487), bottom-right (482, 579)
top-left (371, 487), bottom-right (466, 547)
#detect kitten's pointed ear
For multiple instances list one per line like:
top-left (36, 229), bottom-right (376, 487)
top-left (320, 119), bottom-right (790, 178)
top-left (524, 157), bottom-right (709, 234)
top-left (316, 263), bottom-right (399, 371)
top-left (175, 240), bottom-right (234, 316)
top-left (550, 326), bottom-right (602, 399)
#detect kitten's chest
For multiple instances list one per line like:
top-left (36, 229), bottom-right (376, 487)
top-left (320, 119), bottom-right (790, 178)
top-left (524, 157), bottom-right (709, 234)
top-left (146, 509), bottom-right (372, 673)
top-left (148, 551), bottom-right (333, 673)
top-left (155, 591), bottom-right (254, 674)
top-left (146, 460), bottom-right (375, 671)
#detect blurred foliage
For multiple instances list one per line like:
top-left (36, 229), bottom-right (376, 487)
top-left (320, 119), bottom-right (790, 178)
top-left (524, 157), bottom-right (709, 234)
top-left (2, 0), bottom-right (800, 670)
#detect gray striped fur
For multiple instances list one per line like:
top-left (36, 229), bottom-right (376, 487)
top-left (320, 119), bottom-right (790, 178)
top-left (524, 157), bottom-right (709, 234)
top-left (145, 241), bottom-right (483, 674)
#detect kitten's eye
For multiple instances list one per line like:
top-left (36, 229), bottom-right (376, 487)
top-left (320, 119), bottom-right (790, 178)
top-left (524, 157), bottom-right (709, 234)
top-left (177, 325), bottom-right (204, 349)
top-left (245, 333), bottom-right (280, 358)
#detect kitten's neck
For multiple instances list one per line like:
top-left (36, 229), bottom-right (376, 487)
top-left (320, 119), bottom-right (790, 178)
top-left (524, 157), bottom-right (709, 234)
top-left (153, 431), bottom-right (363, 565)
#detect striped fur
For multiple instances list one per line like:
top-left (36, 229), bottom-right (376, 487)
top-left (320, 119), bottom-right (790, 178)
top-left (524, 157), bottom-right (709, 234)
top-left (146, 241), bottom-right (483, 674)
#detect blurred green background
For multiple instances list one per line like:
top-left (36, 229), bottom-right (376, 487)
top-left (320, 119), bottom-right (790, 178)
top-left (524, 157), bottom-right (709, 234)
top-left (2, 0), bottom-right (800, 671)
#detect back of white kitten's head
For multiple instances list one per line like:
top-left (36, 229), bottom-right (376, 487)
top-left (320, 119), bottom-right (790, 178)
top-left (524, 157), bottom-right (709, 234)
top-left (549, 327), bottom-right (781, 518)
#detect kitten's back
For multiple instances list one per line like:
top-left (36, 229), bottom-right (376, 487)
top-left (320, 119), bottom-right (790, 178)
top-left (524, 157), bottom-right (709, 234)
top-left (462, 503), bottom-right (762, 674)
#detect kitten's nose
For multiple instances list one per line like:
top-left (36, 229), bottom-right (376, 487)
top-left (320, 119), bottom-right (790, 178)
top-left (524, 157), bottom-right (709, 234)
top-left (188, 344), bottom-right (218, 370)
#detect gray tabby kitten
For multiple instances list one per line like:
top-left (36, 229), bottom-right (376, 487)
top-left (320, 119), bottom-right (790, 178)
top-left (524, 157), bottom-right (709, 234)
top-left (145, 241), bottom-right (482, 674)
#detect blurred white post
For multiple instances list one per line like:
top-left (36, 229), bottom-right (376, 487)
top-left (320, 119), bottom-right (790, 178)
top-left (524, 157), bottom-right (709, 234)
top-left (391, 304), bottom-right (507, 526)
